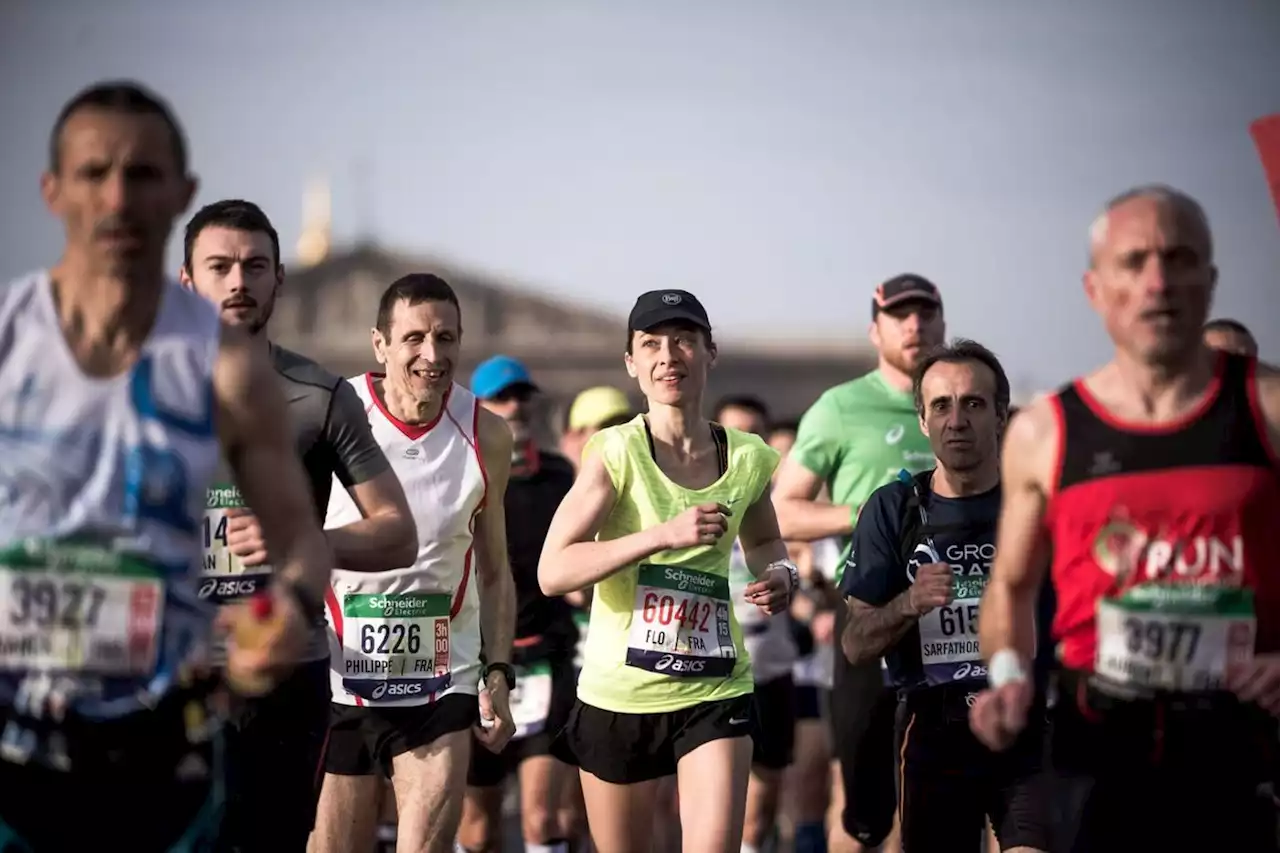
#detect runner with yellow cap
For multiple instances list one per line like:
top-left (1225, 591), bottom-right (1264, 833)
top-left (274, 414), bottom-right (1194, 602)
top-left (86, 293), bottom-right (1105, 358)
top-left (561, 386), bottom-right (633, 470)
top-left (539, 289), bottom-right (799, 853)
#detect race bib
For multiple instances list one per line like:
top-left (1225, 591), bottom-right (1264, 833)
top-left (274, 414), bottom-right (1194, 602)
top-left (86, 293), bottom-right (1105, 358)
top-left (0, 540), bottom-right (163, 677)
top-left (199, 484), bottom-right (271, 604)
top-left (1095, 584), bottom-right (1255, 693)
top-left (625, 564), bottom-right (736, 678)
top-left (918, 575), bottom-right (986, 685)
top-left (340, 592), bottom-right (453, 702)
top-left (510, 660), bottom-right (553, 740)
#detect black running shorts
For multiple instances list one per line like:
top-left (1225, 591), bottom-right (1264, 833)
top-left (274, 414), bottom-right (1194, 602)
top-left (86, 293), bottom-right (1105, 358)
top-left (752, 674), bottom-right (797, 770)
top-left (830, 602), bottom-right (897, 847)
top-left (551, 693), bottom-right (754, 785)
top-left (895, 684), bottom-right (1050, 853)
top-left (219, 657), bottom-right (331, 853)
top-left (326, 692), bottom-right (478, 777)
top-left (1046, 670), bottom-right (1278, 853)
top-left (0, 686), bottom-right (223, 852)
top-left (467, 654), bottom-right (577, 788)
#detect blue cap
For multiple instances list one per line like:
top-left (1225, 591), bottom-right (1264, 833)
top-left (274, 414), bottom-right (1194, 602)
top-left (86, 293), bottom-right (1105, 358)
top-left (470, 355), bottom-right (537, 400)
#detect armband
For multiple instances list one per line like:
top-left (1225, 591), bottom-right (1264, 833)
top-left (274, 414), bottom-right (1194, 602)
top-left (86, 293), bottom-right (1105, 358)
top-left (988, 649), bottom-right (1029, 689)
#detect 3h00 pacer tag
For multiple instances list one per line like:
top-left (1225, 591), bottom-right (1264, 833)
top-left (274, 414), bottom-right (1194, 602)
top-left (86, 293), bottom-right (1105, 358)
top-left (199, 484), bottom-right (272, 604)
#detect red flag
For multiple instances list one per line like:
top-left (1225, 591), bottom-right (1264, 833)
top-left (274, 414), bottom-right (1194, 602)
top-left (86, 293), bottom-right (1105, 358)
top-left (1250, 114), bottom-right (1280, 228)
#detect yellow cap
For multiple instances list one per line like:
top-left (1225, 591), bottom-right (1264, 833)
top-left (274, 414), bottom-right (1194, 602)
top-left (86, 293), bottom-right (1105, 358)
top-left (568, 386), bottom-right (631, 431)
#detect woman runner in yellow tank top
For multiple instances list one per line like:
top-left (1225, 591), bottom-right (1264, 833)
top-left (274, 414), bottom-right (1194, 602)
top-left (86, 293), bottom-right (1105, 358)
top-left (539, 290), bottom-right (799, 853)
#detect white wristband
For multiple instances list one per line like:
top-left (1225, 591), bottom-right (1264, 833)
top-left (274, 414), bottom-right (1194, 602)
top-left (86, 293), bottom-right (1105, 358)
top-left (988, 649), bottom-right (1028, 689)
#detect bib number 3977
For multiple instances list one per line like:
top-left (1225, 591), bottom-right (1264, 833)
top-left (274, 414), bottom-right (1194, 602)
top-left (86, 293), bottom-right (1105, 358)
top-left (0, 541), bottom-right (163, 677)
top-left (1095, 584), bottom-right (1255, 693)
top-left (625, 564), bottom-right (736, 678)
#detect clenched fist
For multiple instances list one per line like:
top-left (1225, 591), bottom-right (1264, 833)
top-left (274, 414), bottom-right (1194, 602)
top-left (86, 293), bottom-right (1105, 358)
top-left (661, 503), bottom-right (732, 550)
top-left (907, 562), bottom-right (954, 616)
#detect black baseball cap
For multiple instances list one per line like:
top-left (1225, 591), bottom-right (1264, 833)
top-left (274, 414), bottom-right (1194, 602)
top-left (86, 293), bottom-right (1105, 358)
top-left (628, 290), bottom-right (712, 332)
top-left (871, 274), bottom-right (943, 319)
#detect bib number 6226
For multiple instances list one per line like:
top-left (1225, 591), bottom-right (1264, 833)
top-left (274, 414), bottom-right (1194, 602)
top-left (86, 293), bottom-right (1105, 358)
top-left (360, 623), bottom-right (422, 655)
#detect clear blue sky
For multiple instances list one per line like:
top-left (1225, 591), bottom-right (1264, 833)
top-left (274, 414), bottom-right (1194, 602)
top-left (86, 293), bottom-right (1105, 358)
top-left (2, 0), bottom-right (1278, 393)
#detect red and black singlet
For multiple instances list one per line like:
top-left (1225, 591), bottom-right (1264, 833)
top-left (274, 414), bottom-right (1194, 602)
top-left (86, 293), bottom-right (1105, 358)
top-left (1045, 353), bottom-right (1280, 675)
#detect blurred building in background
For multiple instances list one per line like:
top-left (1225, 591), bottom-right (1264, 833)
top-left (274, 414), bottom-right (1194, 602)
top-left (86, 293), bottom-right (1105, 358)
top-left (272, 180), bottom-right (874, 448)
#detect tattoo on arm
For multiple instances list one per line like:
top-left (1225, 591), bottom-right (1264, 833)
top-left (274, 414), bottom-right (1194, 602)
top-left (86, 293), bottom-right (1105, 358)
top-left (841, 594), bottom-right (918, 666)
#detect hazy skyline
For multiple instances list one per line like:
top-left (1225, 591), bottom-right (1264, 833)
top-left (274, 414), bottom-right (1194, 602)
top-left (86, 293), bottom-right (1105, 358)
top-left (2, 0), bottom-right (1278, 391)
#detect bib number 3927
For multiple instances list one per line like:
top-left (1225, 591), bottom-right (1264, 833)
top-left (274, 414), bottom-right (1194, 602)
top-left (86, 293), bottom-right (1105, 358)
top-left (0, 541), bottom-right (163, 677)
top-left (625, 564), bottom-right (736, 678)
top-left (1095, 584), bottom-right (1255, 693)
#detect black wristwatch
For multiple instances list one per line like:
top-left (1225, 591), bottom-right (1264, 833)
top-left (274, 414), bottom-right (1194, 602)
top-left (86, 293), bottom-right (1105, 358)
top-left (482, 662), bottom-right (517, 691)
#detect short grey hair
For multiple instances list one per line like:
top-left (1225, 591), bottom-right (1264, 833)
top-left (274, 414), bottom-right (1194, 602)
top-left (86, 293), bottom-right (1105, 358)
top-left (1087, 184), bottom-right (1213, 267)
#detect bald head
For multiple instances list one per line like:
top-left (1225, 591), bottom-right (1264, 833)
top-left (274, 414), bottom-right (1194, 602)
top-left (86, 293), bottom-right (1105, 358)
top-left (1088, 184), bottom-right (1213, 269)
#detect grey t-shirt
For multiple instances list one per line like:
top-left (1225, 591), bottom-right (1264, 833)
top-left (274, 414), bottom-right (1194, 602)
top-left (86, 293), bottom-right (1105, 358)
top-left (204, 343), bottom-right (390, 662)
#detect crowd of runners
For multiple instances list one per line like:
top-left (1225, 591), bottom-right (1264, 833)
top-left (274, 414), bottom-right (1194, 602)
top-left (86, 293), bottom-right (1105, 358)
top-left (0, 78), bottom-right (1277, 853)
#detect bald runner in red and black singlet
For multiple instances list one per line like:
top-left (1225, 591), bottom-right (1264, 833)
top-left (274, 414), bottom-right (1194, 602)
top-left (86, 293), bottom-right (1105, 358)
top-left (971, 184), bottom-right (1280, 853)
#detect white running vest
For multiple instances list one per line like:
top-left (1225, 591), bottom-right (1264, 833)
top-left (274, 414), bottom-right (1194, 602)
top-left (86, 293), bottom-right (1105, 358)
top-left (325, 376), bottom-right (487, 707)
top-left (0, 272), bottom-right (221, 719)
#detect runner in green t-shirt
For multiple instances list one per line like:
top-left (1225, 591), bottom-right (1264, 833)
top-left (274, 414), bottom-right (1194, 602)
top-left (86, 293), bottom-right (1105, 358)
top-left (773, 273), bottom-right (946, 853)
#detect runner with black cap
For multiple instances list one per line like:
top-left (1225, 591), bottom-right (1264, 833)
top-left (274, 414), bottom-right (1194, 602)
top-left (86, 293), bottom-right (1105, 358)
top-left (539, 289), bottom-right (797, 853)
top-left (458, 355), bottom-right (581, 853)
top-left (772, 274), bottom-right (946, 853)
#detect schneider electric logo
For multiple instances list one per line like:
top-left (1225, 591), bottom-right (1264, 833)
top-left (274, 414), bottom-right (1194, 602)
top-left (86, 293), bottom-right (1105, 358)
top-left (663, 568), bottom-right (716, 594)
top-left (206, 487), bottom-right (242, 509)
top-left (367, 597), bottom-right (421, 614)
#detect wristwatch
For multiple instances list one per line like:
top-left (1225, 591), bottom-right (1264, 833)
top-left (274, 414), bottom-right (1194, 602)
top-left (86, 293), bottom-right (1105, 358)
top-left (767, 559), bottom-right (801, 600)
top-left (482, 662), bottom-right (516, 690)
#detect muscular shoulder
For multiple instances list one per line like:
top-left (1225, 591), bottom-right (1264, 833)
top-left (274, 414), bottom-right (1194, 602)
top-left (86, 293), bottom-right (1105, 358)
top-left (1002, 394), bottom-right (1061, 490)
top-left (476, 406), bottom-right (514, 464)
top-left (270, 344), bottom-right (343, 396)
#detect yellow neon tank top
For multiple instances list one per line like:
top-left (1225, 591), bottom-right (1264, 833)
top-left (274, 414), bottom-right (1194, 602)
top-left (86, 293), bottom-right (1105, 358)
top-left (576, 415), bottom-right (781, 714)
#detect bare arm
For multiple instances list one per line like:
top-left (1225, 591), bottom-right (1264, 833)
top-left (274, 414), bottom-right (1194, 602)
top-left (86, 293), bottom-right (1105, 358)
top-left (842, 594), bottom-right (918, 666)
top-left (738, 483), bottom-right (790, 576)
top-left (328, 472), bottom-right (417, 571)
top-left (978, 403), bottom-right (1054, 666)
top-left (215, 326), bottom-right (333, 601)
top-left (474, 410), bottom-right (517, 668)
top-left (772, 457), bottom-right (854, 542)
top-left (538, 447), bottom-right (668, 596)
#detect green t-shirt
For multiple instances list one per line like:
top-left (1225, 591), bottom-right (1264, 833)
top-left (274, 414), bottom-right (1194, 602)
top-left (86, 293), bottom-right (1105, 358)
top-left (791, 371), bottom-right (934, 581)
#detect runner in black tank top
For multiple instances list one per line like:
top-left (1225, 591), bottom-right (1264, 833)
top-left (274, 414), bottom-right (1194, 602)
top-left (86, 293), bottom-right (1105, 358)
top-left (969, 184), bottom-right (1280, 853)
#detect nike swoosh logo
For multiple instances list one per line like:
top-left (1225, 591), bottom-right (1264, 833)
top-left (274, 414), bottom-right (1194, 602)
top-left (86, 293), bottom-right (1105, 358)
top-left (728, 716), bottom-right (750, 725)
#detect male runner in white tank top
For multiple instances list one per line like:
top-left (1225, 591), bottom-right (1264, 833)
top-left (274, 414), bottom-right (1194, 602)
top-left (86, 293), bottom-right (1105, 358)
top-left (0, 80), bottom-right (334, 852)
top-left (311, 274), bottom-right (518, 853)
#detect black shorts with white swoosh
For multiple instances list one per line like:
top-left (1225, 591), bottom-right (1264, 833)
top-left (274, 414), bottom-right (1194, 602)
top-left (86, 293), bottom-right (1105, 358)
top-left (550, 693), bottom-right (754, 785)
